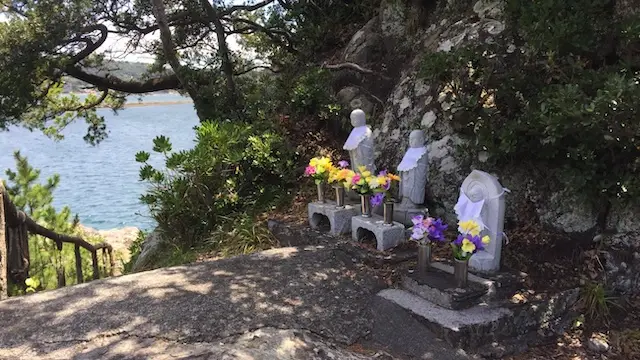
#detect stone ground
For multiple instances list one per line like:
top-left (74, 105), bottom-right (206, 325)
top-left (0, 245), bottom-right (471, 360)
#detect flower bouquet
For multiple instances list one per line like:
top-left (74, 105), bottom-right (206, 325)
top-left (328, 160), bottom-right (351, 207)
top-left (344, 166), bottom-right (400, 218)
top-left (410, 215), bottom-right (448, 272)
top-left (451, 219), bottom-right (490, 287)
top-left (305, 156), bottom-right (334, 202)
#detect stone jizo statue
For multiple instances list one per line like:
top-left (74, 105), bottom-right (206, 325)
top-left (343, 109), bottom-right (375, 173)
top-left (398, 130), bottom-right (428, 208)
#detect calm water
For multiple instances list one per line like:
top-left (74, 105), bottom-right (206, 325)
top-left (0, 95), bottom-right (199, 230)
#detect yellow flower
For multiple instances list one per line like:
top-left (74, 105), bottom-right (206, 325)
top-left (482, 235), bottom-right (490, 245)
top-left (358, 165), bottom-right (367, 173)
top-left (318, 157), bottom-right (332, 168)
top-left (368, 177), bottom-right (380, 188)
top-left (376, 175), bottom-right (387, 186)
top-left (388, 173), bottom-right (401, 181)
top-left (316, 165), bottom-right (326, 174)
top-left (361, 170), bottom-right (372, 178)
top-left (458, 219), bottom-right (481, 236)
top-left (461, 239), bottom-right (476, 253)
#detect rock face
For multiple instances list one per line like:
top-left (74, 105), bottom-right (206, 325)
top-left (331, 0), bottom-right (640, 293)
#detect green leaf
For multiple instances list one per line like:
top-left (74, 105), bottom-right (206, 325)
top-left (152, 136), bottom-right (173, 153)
top-left (135, 151), bottom-right (150, 163)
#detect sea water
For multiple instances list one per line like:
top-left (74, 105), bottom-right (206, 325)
top-left (0, 95), bottom-right (199, 230)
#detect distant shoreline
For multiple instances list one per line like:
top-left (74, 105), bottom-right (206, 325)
top-left (99, 100), bottom-right (194, 108)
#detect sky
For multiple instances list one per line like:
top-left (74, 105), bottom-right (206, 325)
top-left (100, 0), bottom-right (250, 64)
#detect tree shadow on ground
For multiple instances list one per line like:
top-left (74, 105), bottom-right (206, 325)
top-left (0, 246), bottom-right (386, 359)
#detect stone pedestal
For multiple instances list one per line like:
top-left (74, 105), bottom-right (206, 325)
top-left (308, 201), bottom-right (361, 235)
top-left (402, 262), bottom-right (496, 310)
top-left (393, 205), bottom-right (429, 226)
top-left (351, 215), bottom-right (405, 251)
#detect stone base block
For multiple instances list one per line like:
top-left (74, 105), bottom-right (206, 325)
top-left (308, 201), bottom-right (361, 235)
top-left (351, 215), bottom-right (405, 251)
top-left (372, 204), bottom-right (428, 226)
top-left (378, 287), bottom-right (580, 351)
top-left (402, 263), bottom-right (496, 310)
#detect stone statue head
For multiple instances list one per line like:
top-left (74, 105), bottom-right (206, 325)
top-left (409, 130), bottom-right (425, 148)
top-left (350, 109), bottom-right (366, 127)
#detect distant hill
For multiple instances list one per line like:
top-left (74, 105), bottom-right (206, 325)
top-left (64, 61), bottom-right (172, 93)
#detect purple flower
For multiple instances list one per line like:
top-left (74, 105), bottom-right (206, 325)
top-left (469, 235), bottom-right (484, 252)
top-left (411, 226), bottom-right (426, 240)
top-left (338, 160), bottom-right (349, 168)
top-left (370, 192), bottom-right (385, 207)
top-left (411, 215), bottom-right (425, 227)
top-left (454, 234), bottom-right (465, 246)
top-left (378, 169), bottom-right (388, 176)
top-left (427, 218), bottom-right (448, 242)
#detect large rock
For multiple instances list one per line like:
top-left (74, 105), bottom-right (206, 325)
top-left (130, 228), bottom-right (166, 272)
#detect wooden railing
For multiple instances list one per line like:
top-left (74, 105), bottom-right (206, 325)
top-left (0, 183), bottom-right (114, 297)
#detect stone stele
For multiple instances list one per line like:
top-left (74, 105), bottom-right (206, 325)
top-left (455, 170), bottom-right (507, 273)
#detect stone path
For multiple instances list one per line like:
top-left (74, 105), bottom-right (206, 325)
top-left (0, 245), bottom-right (468, 359)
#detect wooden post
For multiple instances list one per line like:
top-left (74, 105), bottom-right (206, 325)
top-left (0, 184), bottom-right (7, 299)
top-left (91, 250), bottom-right (99, 280)
top-left (74, 244), bottom-right (83, 284)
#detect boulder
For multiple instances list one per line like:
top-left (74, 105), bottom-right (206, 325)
top-left (131, 228), bottom-right (166, 272)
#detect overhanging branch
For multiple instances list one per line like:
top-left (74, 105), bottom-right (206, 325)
top-left (65, 66), bottom-right (181, 93)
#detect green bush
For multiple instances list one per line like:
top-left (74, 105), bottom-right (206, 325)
top-left (136, 121), bottom-right (296, 249)
top-left (419, 0), bottom-right (640, 202)
top-left (4, 151), bottom-right (103, 295)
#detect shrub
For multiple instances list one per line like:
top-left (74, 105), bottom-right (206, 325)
top-left (136, 121), bottom-right (296, 249)
top-left (419, 0), bottom-right (640, 203)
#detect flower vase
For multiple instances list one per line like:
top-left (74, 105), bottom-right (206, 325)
top-left (334, 185), bottom-right (345, 208)
top-left (417, 243), bottom-right (431, 274)
top-left (316, 183), bottom-right (325, 203)
top-left (360, 195), bottom-right (372, 217)
top-left (383, 201), bottom-right (394, 225)
top-left (454, 258), bottom-right (469, 288)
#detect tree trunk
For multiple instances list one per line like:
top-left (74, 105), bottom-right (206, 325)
top-left (151, 0), bottom-right (209, 121)
top-left (201, 0), bottom-right (237, 106)
top-left (0, 183), bottom-right (7, 299)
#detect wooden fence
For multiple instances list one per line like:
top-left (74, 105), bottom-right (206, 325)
top-left (0, 182), bottom-right (114, 298)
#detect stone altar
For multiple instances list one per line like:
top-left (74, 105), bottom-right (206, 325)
top-left (351, 215), bottom-right (404, 251)
top-left (394, 130), bottom-right (429, 225)
top-left (308, 201), bottom-right (360, 235)
top-left (455, 170), bottom-right (507, 273)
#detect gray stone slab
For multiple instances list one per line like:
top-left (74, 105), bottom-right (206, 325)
top-left (378, 289), bottom-right (512, 332)
top-left (365, 296), bottom-right (472, 360)
top-left (308, 201), bottom-right (361, 235)
top-left (351, 215), bottom-right (405, 251)
top-left (402, 267), bottom-right (488, 310)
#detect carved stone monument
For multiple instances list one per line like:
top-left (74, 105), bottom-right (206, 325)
top-left (394, 130), bottom-right (429, 225)
top-left (343, 109), bottom-right (376, 173)
top-left (454, 170), bottom-right (507, 273)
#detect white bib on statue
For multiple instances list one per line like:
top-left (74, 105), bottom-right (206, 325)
top-left (397, 147), bottom-right (427, 171)
top-left (454, 190), bottom-right (486, 230)
top-left (343, 126), bottom-right (371, 151)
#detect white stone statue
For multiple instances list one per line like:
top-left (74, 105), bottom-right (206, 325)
top-left (398, 130), bottom-right (428, 207)
top-left (455, 170), bottom-right (507, 273)
top-left (343, 109), bottom-right (375, 173)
